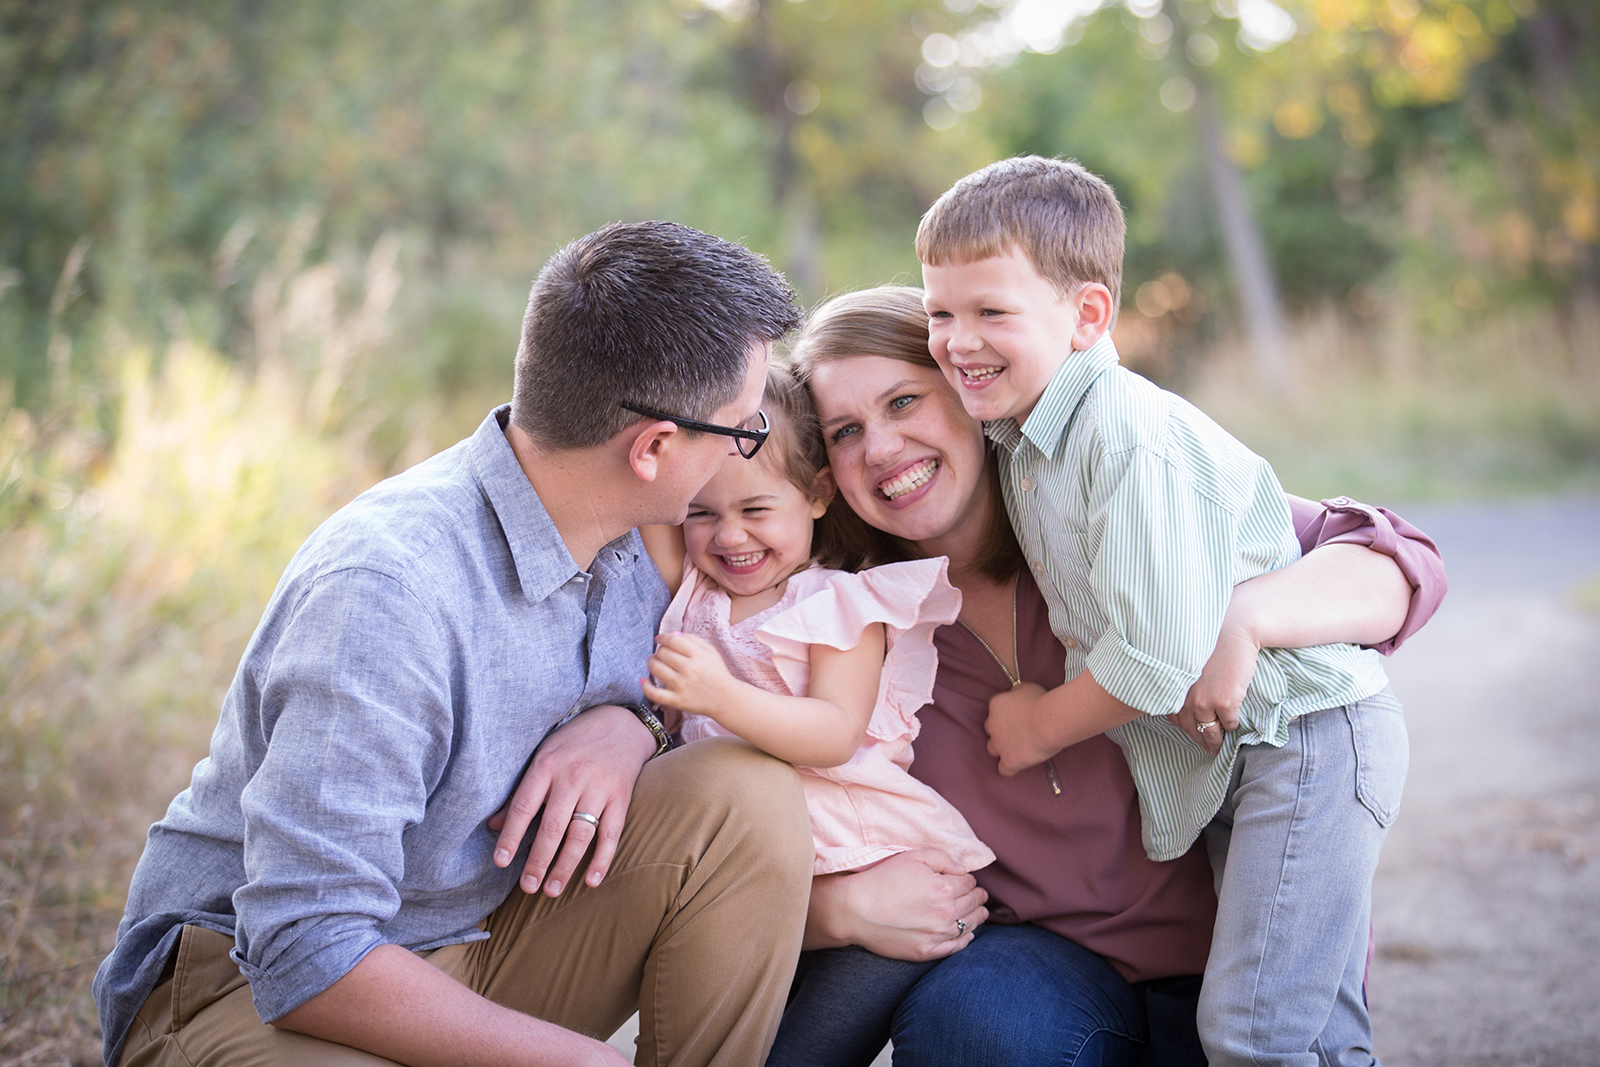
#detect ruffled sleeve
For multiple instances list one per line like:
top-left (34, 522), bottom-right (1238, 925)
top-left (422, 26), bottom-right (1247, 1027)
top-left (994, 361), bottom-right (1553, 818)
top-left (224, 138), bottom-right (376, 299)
top-left (756, 558), bottom-right (962, 747)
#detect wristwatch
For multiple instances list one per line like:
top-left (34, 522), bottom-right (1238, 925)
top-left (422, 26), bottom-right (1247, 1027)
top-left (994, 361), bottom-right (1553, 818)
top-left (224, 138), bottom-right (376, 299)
top-left (625, 702), bottom-right (672, 760)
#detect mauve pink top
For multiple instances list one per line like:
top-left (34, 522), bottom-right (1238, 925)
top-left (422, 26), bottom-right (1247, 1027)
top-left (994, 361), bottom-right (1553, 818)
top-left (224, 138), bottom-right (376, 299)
top-left (906, 496), bottom-right (1448, 983)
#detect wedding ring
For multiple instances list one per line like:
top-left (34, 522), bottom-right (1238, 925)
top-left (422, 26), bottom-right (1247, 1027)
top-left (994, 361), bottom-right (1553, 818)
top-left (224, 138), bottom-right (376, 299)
top-left (1196, 721), bottom-right (1217, 734)
top-left (956, 919), bottom-right (967, 936)
top-left (570, 811), bottom-right (600, 827)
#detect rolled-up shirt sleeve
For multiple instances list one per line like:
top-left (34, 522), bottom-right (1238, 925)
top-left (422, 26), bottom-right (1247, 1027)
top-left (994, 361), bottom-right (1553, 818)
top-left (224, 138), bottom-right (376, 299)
top-left (232, 566), bottom-right (453, 1023)
top-left (1290, 496), bottom-right (1448, 655)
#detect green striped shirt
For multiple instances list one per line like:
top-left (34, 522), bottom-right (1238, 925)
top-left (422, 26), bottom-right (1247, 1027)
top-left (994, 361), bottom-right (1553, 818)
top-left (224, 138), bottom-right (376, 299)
top-left (988, 335), bottom-right (1388, 861)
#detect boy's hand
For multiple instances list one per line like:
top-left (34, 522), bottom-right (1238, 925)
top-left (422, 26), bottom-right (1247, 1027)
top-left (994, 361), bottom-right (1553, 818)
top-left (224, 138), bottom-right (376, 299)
top-left (643, 632), bottom-right (737, 721)
top-left (1175, 616), bottom-right (1258, 754)
top-left (984, 682), bottom-right (1056, 776)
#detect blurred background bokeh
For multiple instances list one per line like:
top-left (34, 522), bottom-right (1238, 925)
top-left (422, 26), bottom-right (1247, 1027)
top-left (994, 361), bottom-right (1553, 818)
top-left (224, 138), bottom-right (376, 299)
top-left (2, 0), bottom-right (1596, 1062)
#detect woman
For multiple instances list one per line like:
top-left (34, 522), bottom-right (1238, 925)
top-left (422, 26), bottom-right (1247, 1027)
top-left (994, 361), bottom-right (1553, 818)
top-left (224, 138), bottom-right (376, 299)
top-left (780, 286), bottom-right (1444, 1067)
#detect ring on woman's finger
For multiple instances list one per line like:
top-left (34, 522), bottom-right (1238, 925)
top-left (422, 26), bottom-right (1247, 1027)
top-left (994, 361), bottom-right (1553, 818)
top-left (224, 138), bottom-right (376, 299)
top-left (956, 919), bottom-right (966, 936)
top-left (1196, 720), bottom-right (1217, 734)
top-left (570, 811), bottom-right (600, 827)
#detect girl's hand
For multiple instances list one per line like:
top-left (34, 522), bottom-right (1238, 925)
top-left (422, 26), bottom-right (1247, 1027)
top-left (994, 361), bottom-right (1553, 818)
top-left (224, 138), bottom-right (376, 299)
top-left (643, 632), bottom-right (737, 720)
top-left (808, 850), bottom-right (987, 962)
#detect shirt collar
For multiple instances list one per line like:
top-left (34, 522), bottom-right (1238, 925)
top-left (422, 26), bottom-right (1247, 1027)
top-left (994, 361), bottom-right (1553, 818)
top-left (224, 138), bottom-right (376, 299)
top-left (984, 334), bottom-right (1121, 457)
top-left (469, 406), bottom-right (586, 604)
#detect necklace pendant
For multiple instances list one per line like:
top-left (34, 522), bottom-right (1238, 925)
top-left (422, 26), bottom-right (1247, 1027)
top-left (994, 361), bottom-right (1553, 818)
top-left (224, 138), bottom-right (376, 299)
top-left (1045, 759), bottom-right (1062, 796)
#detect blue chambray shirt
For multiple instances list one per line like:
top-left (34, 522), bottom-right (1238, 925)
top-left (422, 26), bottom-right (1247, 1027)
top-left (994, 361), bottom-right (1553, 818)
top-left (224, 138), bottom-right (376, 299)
top-left (92, 406), bottom-right (669, 1066)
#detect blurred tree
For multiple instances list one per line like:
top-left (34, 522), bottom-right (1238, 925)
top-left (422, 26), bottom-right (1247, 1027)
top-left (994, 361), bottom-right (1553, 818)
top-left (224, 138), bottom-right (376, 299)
top-left (919, 0), bottom-right (1588, 375)
top-left (687, 0), bottom-right (991, 300)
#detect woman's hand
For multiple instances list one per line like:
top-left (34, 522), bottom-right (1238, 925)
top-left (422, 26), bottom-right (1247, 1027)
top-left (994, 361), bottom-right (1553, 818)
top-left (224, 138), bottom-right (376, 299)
top-left (1175, 615), bottom-right (1258, 754)
top-left (643, 632), bottom-right (737, 720)
top-left (808, 850), bottom-right (988, 962)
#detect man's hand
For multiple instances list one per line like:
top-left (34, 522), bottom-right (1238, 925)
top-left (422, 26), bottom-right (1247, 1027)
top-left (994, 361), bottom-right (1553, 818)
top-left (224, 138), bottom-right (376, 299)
top-left (984, 682), bottom-right (1055, 777)
top-left (490, 704), bottom-right (655, 898)
top-left (1175, 616), bottom-right (1258, 754)
top-left (642, 632), bottom-right (737, 721)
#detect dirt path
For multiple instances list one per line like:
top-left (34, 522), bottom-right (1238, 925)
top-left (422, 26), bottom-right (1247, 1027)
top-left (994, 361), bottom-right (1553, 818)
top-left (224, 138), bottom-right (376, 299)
top-left (1369, 497), bottom-right (1600, 1066)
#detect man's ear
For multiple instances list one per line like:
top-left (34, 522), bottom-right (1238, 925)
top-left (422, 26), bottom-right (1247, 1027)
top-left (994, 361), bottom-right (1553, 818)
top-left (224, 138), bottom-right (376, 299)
top-left (810, 467), bottom-right (837, 518)
top-left (1071, 283), bottom-right (1115, 350)
top-left (626, 421), bottom-right (678, 483)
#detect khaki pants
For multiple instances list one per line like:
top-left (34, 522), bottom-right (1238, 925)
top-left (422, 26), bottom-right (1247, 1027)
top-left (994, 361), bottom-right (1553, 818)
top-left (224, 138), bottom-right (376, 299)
top-left (117, 738), bottom-right (813, 1067)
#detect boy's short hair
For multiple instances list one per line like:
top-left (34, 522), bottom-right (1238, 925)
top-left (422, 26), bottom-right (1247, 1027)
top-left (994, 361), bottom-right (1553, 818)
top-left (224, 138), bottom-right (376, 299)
top-left (915, 156), bottom-right (1125, 325)
top-left (511, 220), bottom-right (801, 451)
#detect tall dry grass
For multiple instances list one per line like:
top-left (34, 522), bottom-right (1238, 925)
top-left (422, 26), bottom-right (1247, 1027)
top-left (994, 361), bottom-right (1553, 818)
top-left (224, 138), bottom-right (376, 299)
top-left (1185, 300), bottom-right (1600, 501)
top-left (0, 249), bottom-right (401, 1064)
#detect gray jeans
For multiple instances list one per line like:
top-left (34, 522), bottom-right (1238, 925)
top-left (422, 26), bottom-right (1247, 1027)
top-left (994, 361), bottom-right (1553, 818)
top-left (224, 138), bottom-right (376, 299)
top-left (1200, 688), bottom-right (1408, 1067)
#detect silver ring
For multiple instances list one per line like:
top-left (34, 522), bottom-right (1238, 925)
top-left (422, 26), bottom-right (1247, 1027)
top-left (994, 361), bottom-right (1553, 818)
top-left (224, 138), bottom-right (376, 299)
top-left (570, 811), bottom-right (600, 827)
top-left (956, 919), bottom-right (966, 936)
top-left (1196, 721), bottom-right (1217, 734)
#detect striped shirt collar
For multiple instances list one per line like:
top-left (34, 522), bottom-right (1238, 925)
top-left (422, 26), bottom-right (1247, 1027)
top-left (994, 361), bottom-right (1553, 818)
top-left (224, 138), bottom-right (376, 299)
top-left (985, 334), bottom-right (1121, 457)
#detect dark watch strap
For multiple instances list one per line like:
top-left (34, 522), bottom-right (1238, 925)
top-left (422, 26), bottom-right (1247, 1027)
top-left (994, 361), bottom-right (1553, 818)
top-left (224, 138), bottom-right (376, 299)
top-left (625, 702), bottom-right (672, 759)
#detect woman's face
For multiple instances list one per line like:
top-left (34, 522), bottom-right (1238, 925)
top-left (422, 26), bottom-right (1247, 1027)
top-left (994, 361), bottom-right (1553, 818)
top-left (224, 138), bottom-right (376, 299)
top-left (808, 355), bottom-right (991, 548)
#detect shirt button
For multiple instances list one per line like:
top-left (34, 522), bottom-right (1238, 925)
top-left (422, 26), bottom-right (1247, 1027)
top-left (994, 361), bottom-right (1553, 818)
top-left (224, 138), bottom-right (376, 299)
top-left (1329, 496), bottom-right (1351, 507)
top-left (1020, 477), bottom-right (1034, 492)
top-left (1063, 636), bottom-right (1078, 649)
top-left (1033, 560), bottom-right (1045, 574)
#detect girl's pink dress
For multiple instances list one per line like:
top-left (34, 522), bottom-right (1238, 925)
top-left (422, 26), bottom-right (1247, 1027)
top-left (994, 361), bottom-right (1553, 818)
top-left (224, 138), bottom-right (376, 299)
top-left (662, 557), bottom-right (995, 876)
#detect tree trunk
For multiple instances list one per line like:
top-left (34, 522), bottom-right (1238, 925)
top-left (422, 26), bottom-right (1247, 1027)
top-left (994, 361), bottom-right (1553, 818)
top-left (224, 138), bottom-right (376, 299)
top-left (1167, 11), bottom-right (1292, 391)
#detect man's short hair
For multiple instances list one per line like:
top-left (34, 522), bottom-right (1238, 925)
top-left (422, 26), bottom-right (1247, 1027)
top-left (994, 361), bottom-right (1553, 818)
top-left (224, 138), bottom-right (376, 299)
top-left (915, 156), bottom-right (1126, 326)
top-left (511, 221), bottom-right (801, 450)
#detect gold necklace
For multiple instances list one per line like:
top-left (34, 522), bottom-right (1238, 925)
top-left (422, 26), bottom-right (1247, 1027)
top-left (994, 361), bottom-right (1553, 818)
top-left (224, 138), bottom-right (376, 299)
top-left (956, 574), bottom-right (1063, 796)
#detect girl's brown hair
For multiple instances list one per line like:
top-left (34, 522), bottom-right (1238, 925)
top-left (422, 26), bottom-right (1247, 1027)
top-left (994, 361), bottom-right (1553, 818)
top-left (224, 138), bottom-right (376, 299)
top-left (788, 286), bottom-right (1024, 581)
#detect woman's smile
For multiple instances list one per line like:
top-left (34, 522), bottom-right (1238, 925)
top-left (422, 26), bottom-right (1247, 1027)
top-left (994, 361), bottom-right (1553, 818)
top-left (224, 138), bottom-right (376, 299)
top-left (810, 356), bottom-right (990, 548)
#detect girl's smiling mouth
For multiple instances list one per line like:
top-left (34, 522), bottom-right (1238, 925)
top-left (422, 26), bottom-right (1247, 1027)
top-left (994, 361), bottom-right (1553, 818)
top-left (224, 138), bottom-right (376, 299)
top-left (714, 550), bottom-right (770, 573)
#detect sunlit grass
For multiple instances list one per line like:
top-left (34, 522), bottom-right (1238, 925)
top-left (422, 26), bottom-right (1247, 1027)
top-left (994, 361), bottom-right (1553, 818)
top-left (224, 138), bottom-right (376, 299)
top-left (0, 342), bottom-right (380, 1065)
top-left (1185, 303), bottom-right (1600, 503)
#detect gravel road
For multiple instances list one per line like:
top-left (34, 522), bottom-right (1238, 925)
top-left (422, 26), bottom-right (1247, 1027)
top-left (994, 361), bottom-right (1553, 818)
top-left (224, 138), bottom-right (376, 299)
top-left (1369, 497), bottom-right (1600, 1066)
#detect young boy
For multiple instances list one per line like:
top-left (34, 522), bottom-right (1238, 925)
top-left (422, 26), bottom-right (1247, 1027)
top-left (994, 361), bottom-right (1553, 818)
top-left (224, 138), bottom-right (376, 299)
top-left (917, 155), bottom-right (1406, 1067)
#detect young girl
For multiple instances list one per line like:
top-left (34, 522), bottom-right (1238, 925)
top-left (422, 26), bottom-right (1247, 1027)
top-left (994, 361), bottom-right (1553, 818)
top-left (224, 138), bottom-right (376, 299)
top-left (640, 364), bottom-right (993, 1067)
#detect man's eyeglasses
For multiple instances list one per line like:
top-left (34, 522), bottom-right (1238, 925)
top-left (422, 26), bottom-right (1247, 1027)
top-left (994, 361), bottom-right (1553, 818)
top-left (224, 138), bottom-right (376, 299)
top-left (619, 402), bottom-right (769, 459)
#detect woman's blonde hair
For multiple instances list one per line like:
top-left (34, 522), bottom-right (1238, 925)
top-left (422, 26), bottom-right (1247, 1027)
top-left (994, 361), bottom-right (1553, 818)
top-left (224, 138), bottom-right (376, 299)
top-left (789, 286), bottom-right (1024, 580)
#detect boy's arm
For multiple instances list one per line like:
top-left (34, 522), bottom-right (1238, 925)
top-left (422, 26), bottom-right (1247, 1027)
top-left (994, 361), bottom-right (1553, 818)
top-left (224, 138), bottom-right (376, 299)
top-left (985, 672), bottom-right (1139, 777)
top-left (1176, 494), bottom-right (1446, 752)
top-left (986, 414), bottom-right (1261, 773)
top-left (643, 625), bottom-right (884, 767)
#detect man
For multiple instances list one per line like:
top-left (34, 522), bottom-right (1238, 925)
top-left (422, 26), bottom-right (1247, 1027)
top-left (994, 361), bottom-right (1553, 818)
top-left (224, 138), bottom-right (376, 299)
top-left (94, 221), bottom-right (814, 1067)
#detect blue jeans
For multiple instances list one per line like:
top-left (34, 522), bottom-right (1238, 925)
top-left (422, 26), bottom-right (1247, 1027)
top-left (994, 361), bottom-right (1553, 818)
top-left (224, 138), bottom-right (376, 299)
top-left (887, 924), bottom-right (1204, 1067)
top-left (1199, 690), bottom-right (1408, 1067)
top-left (767, 946), bottom-right (937, 1067)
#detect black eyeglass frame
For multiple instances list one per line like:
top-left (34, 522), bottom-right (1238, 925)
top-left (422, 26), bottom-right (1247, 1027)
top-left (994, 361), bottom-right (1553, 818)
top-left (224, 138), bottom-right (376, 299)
top-left (618, 402), bottom-right (769, 459)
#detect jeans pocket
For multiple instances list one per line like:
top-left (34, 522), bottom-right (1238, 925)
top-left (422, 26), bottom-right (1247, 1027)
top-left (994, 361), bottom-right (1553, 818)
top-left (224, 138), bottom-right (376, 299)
top-left (1346, 688), bottom-right (1409, 828)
